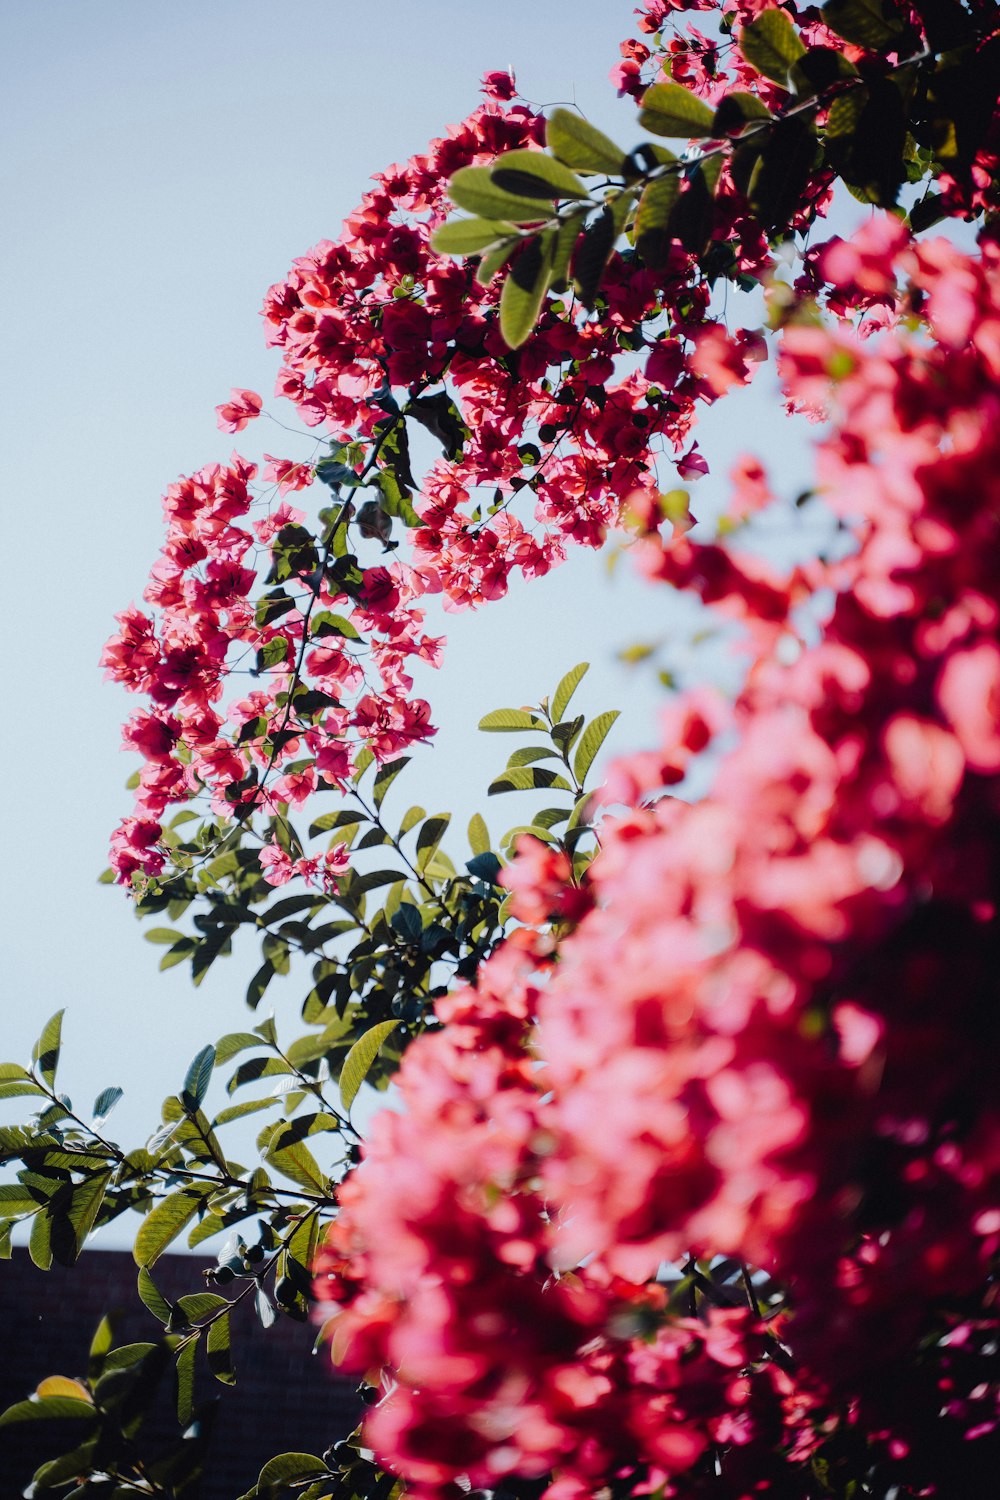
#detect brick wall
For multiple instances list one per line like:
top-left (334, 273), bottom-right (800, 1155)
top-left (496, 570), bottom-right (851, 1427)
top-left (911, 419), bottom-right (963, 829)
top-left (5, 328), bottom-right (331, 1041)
top-left (0, 1250), bottom-right (361, 1499)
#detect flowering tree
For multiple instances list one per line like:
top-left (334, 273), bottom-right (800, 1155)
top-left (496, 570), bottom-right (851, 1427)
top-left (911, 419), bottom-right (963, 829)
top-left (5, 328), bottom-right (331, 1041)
top-left (3, 0), bottom-right (1000, 1495)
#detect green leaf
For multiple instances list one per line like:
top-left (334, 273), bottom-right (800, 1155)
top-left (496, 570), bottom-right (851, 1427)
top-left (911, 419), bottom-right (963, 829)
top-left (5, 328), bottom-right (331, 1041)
top-left (214, 1032), bottom-right (263, 1067)
top-left (638, 81), bottom-right (717, 138)
top-left (500, 232), bottom-right (555, 349)
top-left (175, 1338), bottom-right (197, 1428)
top-left (373, 756), bottom-right (410, 811)
top-left (311, 610), bottom-right (361, 641)
top-left (340, 1021), bottom-right (402, 1112)
top-left (488, 767), bottom-right (574, 795)
top-left (399, 804), bottom-right (425, 835)
top-left (549, 210), bottom-right (588, 290)
top-left (65, 1171), bottom-right (113, 1261)
top-left (181, 1044), bottom-right (216, 1114)
top-left (206, 1310), bottom-right (237, 1385)
top-left (479, 708), bottom-right (546, 732)
top-left (175, 1292), bottom-right (230, 1324)
top-left (416, 813), bottom-right (450, 870)
top-left (476, 239), bottom-right (518, 286)
top-left (258, 1454), bottom-right (330, 1497)
top-left (144, 927), bottom-right (185, 945)
top-left (467, 812), bottom-right (491, 856)
top-left (546, 108), bottom-right (625, 175)
top-left (256, 635), bottom-right (289, 673)
top-left (93, 1086), bottom-right (123, 1122)
top-left (430, 217), bottom-right (517, 255)
top-left (739, 10), bottom-right (806, 85)
top-left (227, 1057), bottom-right (293, 1095)
top-left (788, 46), bottom-right (858, 97)
top-left (634, 173), bottom-right (682, 266)
top-left (134, 1190), bottom-right (205, 1267)
top-left (213, 1096), bottom-right (280, 1126)
top-left (88, 1315), bottom-right (114, 1383)
top-left (823, 0), bottom-right (906, 48)
top-left (0, 1079), bottom-right (45, 1100)
top-left (246, 960), bottom-right (275, 1010)
top-left (29, 1207), bottom-right (52, 1270)
top-left (265, 1137), bottom-right (328, 1194)
top-left (0, 1396), bottom-right (98, 1427)
top-left (507, 745), bottom-right (559, 768)
top-left (572, 203), bottom-right (616, 307)
top-left (137, 1266), bottom-right (173, 1323)
top-left (491, 148), bottom-right (589, 200)
top-left (448, 165), bottom-right (552, 222)
top-left (551, 661), bottom-right (589, 723)
top-left (712, 91), bottom-right (774, 136)
top-left (32, 1009), bottom-right (64, 1090)
top-left (0, 1061), bottom-right (31, 1082)
top-left (750, 116), bottom-right (819, 231)
top-left (0, 1185), bottom-right (45, 1217)
top-left (573, 710), bottom-right (621, 785)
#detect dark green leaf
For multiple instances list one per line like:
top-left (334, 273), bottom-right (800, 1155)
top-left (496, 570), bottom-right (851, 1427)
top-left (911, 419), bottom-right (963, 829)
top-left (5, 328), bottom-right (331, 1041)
top-left (467, 853), bottom-right (502, 884)
top-left (0, 1396), bottom-right (97, 1427)
top-left (138, 1266), bottom-right (173, 1323)
top-left (751, 116), bottom-right (819, 232)
top-left (712, 91), bottom-right (774, 137)
top-left (206, 1311), bottom-right (236, 1385)
top-left (572, 204), bottom-right (616, 307)
top-left (634, 173), bottom-right (682, 266)
top-left (823, 0), bottom-right (906, 48)
top-left (175, 1338), bottom-right (197, 1428)
top-left (258, 1453), bottom-right (330, 1496)
top-left (500, 232), bottom-right (554, 348)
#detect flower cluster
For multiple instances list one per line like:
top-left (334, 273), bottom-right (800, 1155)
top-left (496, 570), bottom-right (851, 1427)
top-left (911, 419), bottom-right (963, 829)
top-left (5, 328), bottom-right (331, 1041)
top-left (103, 450), bottom-right (442, 882)
top-left (316, 227), bottom-right (1000, 1496)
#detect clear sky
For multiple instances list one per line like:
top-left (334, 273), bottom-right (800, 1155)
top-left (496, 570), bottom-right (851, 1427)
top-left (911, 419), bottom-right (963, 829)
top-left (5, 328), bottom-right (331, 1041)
top-left (1, 1), bottom-right (822, 1243)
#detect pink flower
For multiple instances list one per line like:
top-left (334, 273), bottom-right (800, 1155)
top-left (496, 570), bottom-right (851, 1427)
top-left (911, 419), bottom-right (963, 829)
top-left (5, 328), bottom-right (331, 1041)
top-left (481, 69), bottom-right (516, 101)
top-left (259, 840), bottom-right (294, 886)
top-left (215, 388), bottom-right (262, 433)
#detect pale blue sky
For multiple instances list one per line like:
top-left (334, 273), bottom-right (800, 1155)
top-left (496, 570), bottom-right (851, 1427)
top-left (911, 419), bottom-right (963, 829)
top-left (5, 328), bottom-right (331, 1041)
top-left (1, 1), bottom-right (822, 1242)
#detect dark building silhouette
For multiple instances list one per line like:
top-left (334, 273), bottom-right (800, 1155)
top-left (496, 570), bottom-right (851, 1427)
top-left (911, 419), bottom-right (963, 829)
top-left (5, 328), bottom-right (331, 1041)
top-left (0, 1250), bottom-right (361, 1498)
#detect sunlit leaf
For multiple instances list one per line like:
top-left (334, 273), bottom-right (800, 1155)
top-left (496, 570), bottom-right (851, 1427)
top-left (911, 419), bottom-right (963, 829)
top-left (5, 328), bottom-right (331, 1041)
top-left (546, 108), bottom-right (625, 175)
top-left (573, 710), bottom-right (621, 785)
top-left (340, 1021), bottom-right (402, 1112)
